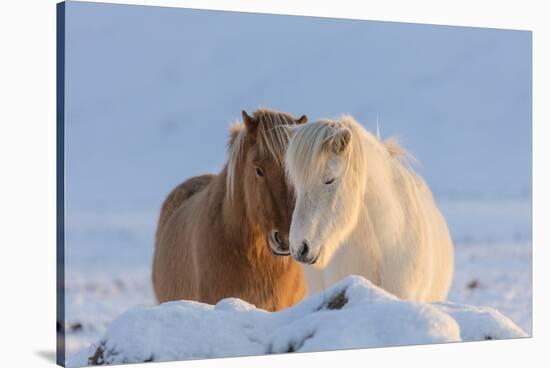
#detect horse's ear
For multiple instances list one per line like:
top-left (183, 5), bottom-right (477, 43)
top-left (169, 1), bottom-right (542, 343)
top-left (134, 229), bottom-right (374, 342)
top-left (333, 128), bottom-right (351, 154)
top-left (242, 110), bottom-right (258, 134)
top-left (295, 115), bottom-right (308, 125)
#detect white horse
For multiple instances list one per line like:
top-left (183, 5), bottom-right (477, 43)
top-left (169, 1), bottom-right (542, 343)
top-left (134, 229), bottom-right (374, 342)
top-left (285, 115), bottom-right (454, 302)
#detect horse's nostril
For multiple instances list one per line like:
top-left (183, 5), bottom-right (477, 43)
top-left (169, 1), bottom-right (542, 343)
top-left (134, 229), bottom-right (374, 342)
top-left (274, 231), bottom-right (283, 245)
top-left (299, 241), bottom-right (309, 258)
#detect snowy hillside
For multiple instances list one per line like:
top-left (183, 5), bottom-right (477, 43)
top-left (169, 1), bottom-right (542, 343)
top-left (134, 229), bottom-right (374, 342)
top-left (64, 2), bottom-right (531, 212)
top-left (60, 1), bottom-right (532, 363)
top-left (67, 276), bottom-right (526, 367)
top-left (62, 198), bottom-right (532, 355)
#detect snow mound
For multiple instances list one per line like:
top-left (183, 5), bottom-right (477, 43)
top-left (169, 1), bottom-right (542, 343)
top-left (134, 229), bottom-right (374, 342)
top-left (67, 276), bottom-right (527, 367)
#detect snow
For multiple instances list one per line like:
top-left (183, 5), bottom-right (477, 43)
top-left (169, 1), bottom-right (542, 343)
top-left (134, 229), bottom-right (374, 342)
top-left (62, 200), bottom-right (532, 359)
top-left (447, 241), bottom-right (532, 334)
top-left (60, 1), bottom-right (532, 365)
top-left (66, 276), bottom-right (526, 367)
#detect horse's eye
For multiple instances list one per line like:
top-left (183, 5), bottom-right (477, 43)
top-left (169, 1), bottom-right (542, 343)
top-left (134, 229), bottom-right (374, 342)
top-left (255, 167), bottom-right (265, 177)
top-left (324, 178), bottom-right (336, 185)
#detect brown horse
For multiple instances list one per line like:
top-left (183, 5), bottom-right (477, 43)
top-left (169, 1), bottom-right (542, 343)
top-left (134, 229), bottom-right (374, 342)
top-left (152, 109), bottom-right (308, 311)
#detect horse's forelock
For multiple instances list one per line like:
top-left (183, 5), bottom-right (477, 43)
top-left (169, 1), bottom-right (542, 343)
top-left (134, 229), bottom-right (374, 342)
top-left (286, 120), bottom-right (355, 188)
top-left (226, 110), bottom-right (298, 201)
top-left (255, 112), bottom-right (294, 166)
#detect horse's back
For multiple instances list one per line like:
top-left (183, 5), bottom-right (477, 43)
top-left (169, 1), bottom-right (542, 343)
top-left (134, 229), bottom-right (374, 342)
top-left (156, 174), bottom-right (215, 239)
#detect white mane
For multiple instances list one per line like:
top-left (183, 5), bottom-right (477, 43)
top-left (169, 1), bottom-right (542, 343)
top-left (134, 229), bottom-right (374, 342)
top-left (285, 117), bottom-right (361, 188)
top-left (286, 114), bottom-right (417, 211)
top-left (287, 115), bottom-right (421, 245)
top-left (286, 115), bottom-right (454, 303)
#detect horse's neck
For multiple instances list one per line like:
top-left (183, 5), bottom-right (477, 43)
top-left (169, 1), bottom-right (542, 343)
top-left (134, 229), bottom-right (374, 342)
top-left (321, 135), bottom-right (402, 286)
top-left (212, 166), bottom-right (266, 253)
top-left (358, 133), bottom-right (406, 247)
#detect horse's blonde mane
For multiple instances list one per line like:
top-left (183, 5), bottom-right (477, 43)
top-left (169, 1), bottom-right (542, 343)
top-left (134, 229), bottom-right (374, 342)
top-left (285, 118), bottom-right (356, 187)
top-left (226, 109), bottom-right (300, 199)
top-left (286, 115), bottom-right (418, 187)
top-left (383, 137), bottom-right (417, 165)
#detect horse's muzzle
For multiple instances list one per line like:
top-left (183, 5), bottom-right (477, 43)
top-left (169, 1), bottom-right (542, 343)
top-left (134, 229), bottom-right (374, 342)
top-left (293, 240), bottom-right (319, 264)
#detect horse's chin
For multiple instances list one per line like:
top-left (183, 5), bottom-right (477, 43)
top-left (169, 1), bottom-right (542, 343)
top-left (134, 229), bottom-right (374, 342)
top-left (307, 247), bottom-right (329, 269)
top-left (310, 259), bottom-right (326, 269)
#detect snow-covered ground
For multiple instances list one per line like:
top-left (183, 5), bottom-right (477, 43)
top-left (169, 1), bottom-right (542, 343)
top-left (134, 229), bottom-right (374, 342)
top-left (66, 276), bottom-right (527, 367)
top-left (63, 198), bottom-right (532, 361)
